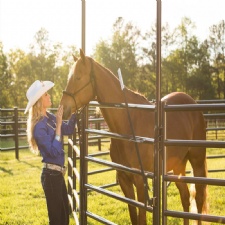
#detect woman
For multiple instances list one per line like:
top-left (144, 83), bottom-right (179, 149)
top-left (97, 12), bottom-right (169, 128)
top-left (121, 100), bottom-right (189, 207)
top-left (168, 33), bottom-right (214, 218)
top-left (25, 80), bottom-right (76, 225)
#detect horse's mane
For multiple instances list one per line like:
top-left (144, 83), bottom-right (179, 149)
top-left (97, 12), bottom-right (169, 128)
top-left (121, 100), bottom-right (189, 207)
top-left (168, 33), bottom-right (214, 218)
top-left (128, 88), bottom-right (150, 103)
top-left (92, 57), bottom-right (150, 105)
top-left (68, 63), bottom-right (76, 81)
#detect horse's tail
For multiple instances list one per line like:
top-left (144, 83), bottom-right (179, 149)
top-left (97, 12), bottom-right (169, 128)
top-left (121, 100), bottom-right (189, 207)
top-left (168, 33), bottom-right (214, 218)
top-left (202, 183), bottom-right (209, 215)
top-left (202, 159), bottom-right (209, 215)
top-left (190, 172), bottom-right (209, 215)
top-left (190, 182), bottom-right (197, 214)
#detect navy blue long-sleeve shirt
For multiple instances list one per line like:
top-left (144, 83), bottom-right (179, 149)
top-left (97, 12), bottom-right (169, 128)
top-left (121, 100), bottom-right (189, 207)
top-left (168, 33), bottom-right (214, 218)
top-left (34, 112), bottom-right (76, 166)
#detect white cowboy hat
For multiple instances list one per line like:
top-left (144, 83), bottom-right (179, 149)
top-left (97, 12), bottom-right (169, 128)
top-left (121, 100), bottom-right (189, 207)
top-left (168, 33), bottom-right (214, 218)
top-left (24, 80), bottom-right (54, 114)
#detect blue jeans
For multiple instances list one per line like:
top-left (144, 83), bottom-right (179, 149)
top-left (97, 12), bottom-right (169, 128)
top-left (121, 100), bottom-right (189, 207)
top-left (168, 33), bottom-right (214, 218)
top-left (41, 168), bottom-right (69, 225)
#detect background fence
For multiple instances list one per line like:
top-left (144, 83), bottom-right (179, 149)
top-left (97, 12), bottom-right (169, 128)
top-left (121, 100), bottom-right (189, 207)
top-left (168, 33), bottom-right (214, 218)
top-left (0, 106), bottom-right (109, 159)
top-left (1, 102), bottom-right (225, 159)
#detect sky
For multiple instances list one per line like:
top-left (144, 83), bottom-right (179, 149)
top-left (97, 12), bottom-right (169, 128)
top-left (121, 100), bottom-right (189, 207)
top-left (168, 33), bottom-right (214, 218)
top-left (0, 0), bottom-right (224, 55)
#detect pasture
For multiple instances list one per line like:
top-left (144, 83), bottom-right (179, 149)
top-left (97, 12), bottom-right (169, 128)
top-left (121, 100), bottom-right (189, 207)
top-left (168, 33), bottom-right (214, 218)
top-left (0, 132), bottom-right (225, 224)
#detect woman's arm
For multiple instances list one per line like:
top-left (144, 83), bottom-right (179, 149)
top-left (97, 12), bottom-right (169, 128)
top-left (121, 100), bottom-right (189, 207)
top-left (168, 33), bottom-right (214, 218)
top-left (61, 113), bottom-right (76, 135)
top-left (55, 105), bottom-right (63, 140)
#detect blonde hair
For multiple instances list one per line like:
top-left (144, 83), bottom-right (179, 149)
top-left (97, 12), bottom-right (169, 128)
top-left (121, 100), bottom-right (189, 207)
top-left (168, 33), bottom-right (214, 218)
top-left (27, 97), bottom-right (43, 154)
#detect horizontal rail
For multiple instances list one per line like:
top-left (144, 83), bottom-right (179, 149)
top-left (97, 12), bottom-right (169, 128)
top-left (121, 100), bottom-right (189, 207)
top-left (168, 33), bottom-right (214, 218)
top-left (206, 127), bottom-right (225, 131)
top-left (85, 128), bottom-right (155, 144)
top-left (73, 189), bottom-right (80, 210)
top-left (73, 167), bottom-right (80, 181)
top-left (88, 167), bottom-right (115, 176)
top-left (164, 174), bottom-right (225, 186)
top-left (1, 145), bottom-right (28, 151)
top-left (86, 211), bottom-right (117, 225)
top-left (68, 139), bottom-right (80, 157)
top-left (68, 157), bottom-right (80, 181)
top-left (68, 194), bottom-right (74, 210)
top-left (68, 177), bottom-right (74, 191)
top-left (197, 99), bottom-right (225, 104)
top-left (89, 117), bottom-right (105, 122)
top-left (89, 151), bottom-right (110, 157)
top-left (165, 139), bottom-right (225, 148)
top-left (89, 101), bottom-right (155, 111)
top-left (71, 211), bottom-right (79, 225)
top-left (98, 182), bottom-right (118, 190)
top-left (165, 210), bottom-right (225, 223)
top-left (204, 113), bottom-right (225, 118)
top-left (86, 156), bottom-right (154, 179)
top-left (164, 103), bottom-right (225, 112)
top-left (68, 197), bottom-right (79, 225)
top-left (1, 121), bottom-right (26, 125)
top-left (207, 154), bottom-right (225, 159)
top-left (85, 184), bottom-right (153, 212)
top-left (85, 183), bottom-right (119, 195)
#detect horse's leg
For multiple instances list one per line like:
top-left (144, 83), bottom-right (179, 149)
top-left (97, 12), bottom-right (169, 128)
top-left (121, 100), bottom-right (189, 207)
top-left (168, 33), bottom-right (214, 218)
top-left (117, 171), bottom-right (138, 225)
top-left (134, 175), bottom-right (147, 225)
top-left (189, 148), bottom-right (208, 225)
top-left (173, 160), bottom-right (190, 225)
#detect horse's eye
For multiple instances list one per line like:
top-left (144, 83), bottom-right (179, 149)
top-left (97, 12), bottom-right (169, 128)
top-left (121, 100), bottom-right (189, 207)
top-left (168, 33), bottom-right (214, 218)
top-left (76, 76), bottom-right (81, 80)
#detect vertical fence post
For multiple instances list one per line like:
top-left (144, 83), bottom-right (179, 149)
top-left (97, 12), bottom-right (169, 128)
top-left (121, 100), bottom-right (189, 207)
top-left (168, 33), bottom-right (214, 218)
top-left (215, 118), bottom-right (218, 139)
top-left (0, 108), bottom-right (1, 150)
top-left (72, 128), bottom-right (77, 213)
top-left (96, 114), bottom-right (101, 151)
top-left (162, 102), bottom-right (167, 225)
top-left (79, 107), bottom-right (88, 225)
top-left (67, 134), bottom-right (73, 210)
top-left (14, 107), bottom-right (19, 160)
top-left (153, 0), bottom-right (162, 224)
top-left (80, 0), bottom-right (87, 223)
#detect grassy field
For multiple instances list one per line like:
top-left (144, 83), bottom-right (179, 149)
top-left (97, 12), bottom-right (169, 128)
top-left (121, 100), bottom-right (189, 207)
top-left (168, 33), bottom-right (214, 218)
top-left (1, 137), bottom-right (225, 224)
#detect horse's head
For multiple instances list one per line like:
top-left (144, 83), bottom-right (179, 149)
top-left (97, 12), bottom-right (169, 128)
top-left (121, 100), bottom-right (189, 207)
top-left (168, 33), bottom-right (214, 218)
top-left (60, 49), bottom-right (96, 119)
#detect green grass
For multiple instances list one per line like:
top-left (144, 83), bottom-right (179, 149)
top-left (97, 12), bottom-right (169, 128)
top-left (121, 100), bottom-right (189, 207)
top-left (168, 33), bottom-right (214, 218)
top-left (0, 149), bottom-right (55, 225)
top-left (1, 138), bottom-right (225, 224)
top-left (83, 146), bottom-right (225, 225)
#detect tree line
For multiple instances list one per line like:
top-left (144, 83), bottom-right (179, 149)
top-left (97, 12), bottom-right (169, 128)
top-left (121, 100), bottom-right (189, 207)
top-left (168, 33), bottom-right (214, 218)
top-left (1, 17), bottom-right (225, 109)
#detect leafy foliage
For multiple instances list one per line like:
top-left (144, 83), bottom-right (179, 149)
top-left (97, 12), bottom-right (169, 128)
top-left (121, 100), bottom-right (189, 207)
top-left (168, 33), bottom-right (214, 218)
top-left (1, 28), bottom-right (78, 109)
top-left (1, 18), bottom-right (225, 109)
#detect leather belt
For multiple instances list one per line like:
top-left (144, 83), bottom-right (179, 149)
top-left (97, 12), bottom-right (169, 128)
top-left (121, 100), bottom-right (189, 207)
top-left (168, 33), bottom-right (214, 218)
top-left (43, 163), bottom-right (66, 175)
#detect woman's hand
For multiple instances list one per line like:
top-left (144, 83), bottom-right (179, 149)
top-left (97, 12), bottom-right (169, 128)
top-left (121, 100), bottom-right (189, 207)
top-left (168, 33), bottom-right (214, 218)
top-left (56, 105), bottom-right (63, 136)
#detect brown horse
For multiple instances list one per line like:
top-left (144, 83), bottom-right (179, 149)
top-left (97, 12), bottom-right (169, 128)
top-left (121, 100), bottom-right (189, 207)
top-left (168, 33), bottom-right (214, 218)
top-left (60, 49), bottom-right (208, 225)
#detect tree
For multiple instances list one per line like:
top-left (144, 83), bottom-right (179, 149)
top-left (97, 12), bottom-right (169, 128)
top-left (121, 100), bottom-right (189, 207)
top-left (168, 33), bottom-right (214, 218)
top-left (140, 24), bottom-right (157, 99)
top-left (53, 45), bottom-right (79, 102)
top-left (93, 17), bottom-right (141, 90)
top-left (161, 17), bottom-right (215, 99)
top-left (28, 28), bottom-right (78, 107)
top-left (0, 42), bottom-right (12, 107)
top-left (7, 49), bottom-right (32, 108)
top-left (173, 17), bottom-right (197, 92)
top-left (208, 20), bottom-right (225, 98)
top-left (1, 28), bottom-right (79, 109)
top-left (186, 40), bottom-right (215, 99)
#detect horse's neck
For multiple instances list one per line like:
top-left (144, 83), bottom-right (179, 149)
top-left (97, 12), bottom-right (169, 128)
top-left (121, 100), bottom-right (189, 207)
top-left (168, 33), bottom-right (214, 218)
top-left (94, 63), bottom-right (123, 103)
top-left (94, 62), bottom-right (153, 134)
top-left (94, 62), bottom-right (150, 105)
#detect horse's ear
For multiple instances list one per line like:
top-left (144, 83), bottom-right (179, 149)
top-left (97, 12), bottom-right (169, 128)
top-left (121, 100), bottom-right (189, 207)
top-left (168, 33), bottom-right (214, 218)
top-left (72, 54), bottom-right (78, 62)
top-left (80, 49), bottom-right (86, 64)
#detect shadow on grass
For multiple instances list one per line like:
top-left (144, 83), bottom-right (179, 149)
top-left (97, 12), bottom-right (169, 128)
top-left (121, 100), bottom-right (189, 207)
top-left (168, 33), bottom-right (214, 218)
top-left (19, 159), bottom-right (42, 170)
top-left (0, 166), bottom-right (13, 175)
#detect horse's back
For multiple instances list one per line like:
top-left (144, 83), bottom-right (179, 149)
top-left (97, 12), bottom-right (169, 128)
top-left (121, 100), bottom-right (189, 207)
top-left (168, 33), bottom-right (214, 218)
top-left (162, 92), bottom-right (206, 171)
top-left (162, 92), bottom-right (196, 104)
top-left (161, 92), bottom-right (205, 137)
